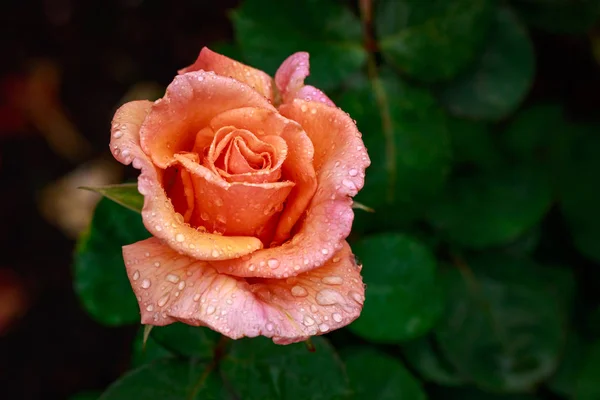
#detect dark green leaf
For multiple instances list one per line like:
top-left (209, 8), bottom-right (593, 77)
top-left (559, 127), bottom-right (600, 262)
top-left (232, 0), bottom-right (366, 90)
top-left (435, 254), bottom-right (565, 391)
top-left (401, 336), bottom-right (466, 386)
top-left (342, 347), bottom-right (427, 399)
top-left (349, 234), bottom-right (443, 342)
top-left (221, 336), bottom-right (350, 400)
top-left (100, 359), bottom-right (226, 400)
top-left (427, 163), bottom-right (552, 248)
top-left (575, 340), bottom-right (600, 399)
top-left (80, 183), bottom-right (143, 213)
top-left (428, 386), bottom-right (538, 399)
top-left (376, 0), bottom-right (494, 82)
top-left (447, 117), bottom-right (501, 169)
top-left (439, 6), bottom-right (535, 121)
top-left (512, 0), bottom-right (600, 34)
top-left (151, 323), bottom-right (219, 359)
top-left (131, 327), bottom-right (174, 368)
top-left (69, 392), bottom-right (101, 400)
top-left (337, 71), bottom-right (451, 231)
top-left (74, 198), bottom-right (150, 326)
top-left (547, 331), bottom-right (586, 398)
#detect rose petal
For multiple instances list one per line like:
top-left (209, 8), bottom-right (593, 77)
top-left (274, 52), bottom-right (335, 107)
top-left (124, 237), bottom-right (364, 344)
top-left (174, 153), bottom-right (294, 239)
top-left (212, 99), bottom-right (370, 278)
top-left (208, 107), bottom-right (318, 243)
top-left (179, 47), bottom-right (274, 101)
top-left (207, 127), bottom-right (287, 183)
top-left (110, 100), bottom-right (263, 260)
top-left (140, 71), bottom-right (276, 169)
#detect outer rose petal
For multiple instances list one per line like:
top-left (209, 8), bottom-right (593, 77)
top-left (140, 71), bottom-right (276, 169)
top-left (212, 100), bottom-right (370, 278)
top-left (110, 101), bottom-right (263, 260)
top-left (274, 52), bottom-right (335, 107)
top-left (179, 47), bottom-right (274, 101)
top-left (124, 237), bottom-right (364, 344)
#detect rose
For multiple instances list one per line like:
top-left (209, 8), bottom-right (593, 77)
top-left (110, 48), bottom-right (370, 344)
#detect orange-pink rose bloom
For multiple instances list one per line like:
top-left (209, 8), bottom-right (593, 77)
top-left (110, 48), bottom-right (370, 344)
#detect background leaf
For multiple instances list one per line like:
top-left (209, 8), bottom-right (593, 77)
top-left (342, 346), bottom-right (427, 399)
top-left (151, 323), bottom-right (219, 359)
top-left (376, 0), bottom-right (494, 82)
top-left (349, 234), bottom-right (443, 342)
top-left (221, 336), bottom-right (350, 400)
top-left (439, 5), bottom-right (535, 121)
top-left (231, 0), bottom-right (366, 90)
top-left (73, 198), bottom-right (150, 326)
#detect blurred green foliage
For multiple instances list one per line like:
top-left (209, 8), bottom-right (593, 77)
top-left (73, 0), bottom-right (600, 398)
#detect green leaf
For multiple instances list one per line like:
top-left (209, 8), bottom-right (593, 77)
top-left (231, 0), bottom-right (366, 90)
top-left (439, 5), bottom-right (535, 121)
top-left (511, 0), bottom-right (600, 34)
top-left (342, 347), bottom-right (427, 400)
top-left (558, 127), bottom-right (600, 262)
top-left (575, 340), bottom-right (600, 399)
top-left (376, 0), bottom-right (494, 82)
top-left (435, 254), bottom-right (565, 391)
top-left (100, 359), bottom-right (226, 400)
top-left (151, 323), bottom-right (219, 359)
top-left (221, 336), bottom-right (351, 400)
top-left (131, 327), bottom-right (174, 368)
top-left (74, 198), bottom-right (151, 326)
top-left (447, 117), bottom-right (501, 169)
top-left (401, 336), bottom-right (466, 386)
top-left (80, 183), bottom-right (143, 213)
top-left (349, 234), bottom-right (443, 342)
top-left (337, 71), bottom-right (451, 231)
top-left (547, 331), bottom-right (586, 398)
top-left (428, 386), bottom-right (538, 399)
top-left (427, 163), bottom-right (552, 248)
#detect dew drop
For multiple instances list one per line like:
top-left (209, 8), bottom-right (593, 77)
top-left (211, 249), bottom-right (220, 258)
top-left (249, 264), bottom-right (256, 271)
top-left (155, 224), bottom-right (163, 232)
top-left (175, 233), bottom-right (185, 242)
top-left (321, 248), bottom-right (329, 255)
top-left (322, 276), bottom-right (343, 285)
top-left (177, 281), bottom-right (186, 290)
top-left (141, 279), bottom-right (151, 289)
top-left (300, 104), bottom-right (308, 113)
top-left (214, 198), bottom-right (224, 207)
top-left (310, 304), bottom-right (318, 313)
top-left (303, 315), bottom-right (315, 326)
top-left (206, 305), bottom-right (216, 315)
top-left (193, 294), bottom-right (201, 302)
top-left (146, 304), bottom-right (154, 312)
top-left (226, 298), bottom-right (233, 305)
top-left (154, 262), bottom-right (161, 268)
top-left (267, 258), bottom-right (280, 269)
top-left (348, 168), bottom-right (358, 177)
top-left (332, 312), bottom-right (343, 322)
top-left (266, 323), bottom-right (274, 331)
top-left (315, 289), bottom-right (342, 306)
top-left (349, 290), bottom-right (363, 304)
top-left (158, 294), bottom-right (170, 307)
top-left (200, 212), bottom-right (209, 221)
top-left (166, 274), bottom-right (180, 284)
top-left (132, 270), bottom-right (140, 281)
top-left (291, 286), bottom-right (308, 297)
top-left (319, 323), bottom-right (330, 332)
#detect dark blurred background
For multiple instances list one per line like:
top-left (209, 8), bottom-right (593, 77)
top-left (1, 0), bottom-right (600, 399)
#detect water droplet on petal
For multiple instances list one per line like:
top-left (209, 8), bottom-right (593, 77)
top-left (316, 289), bottom-right (343, 306)
top-left (154, 262), bottom-right (161, 268)
top-left (132, 271), bottom-right (140, 281)
top-left (266, 323), bottom-right (274, 331)
top-left (267, 258), bottom-right (280, 269)
top-left (321, 276), bottom-right (343, 285)
top-left (157, 294), bottom-right (170, 307)
top-left (211, 249), bottom-right (220, 257)
top-left (177, 281), bottom-right (186, 290)
top-left (303, 315), bottom-right (315, 326)
top-left (319, 323), bottom-right (330, 332)
top-left (349, 290), bottom-right (363, 305)
top-left (141, 279), bottom-right (151, 289)
top-left (226, 298), bottom-right (233, 305)
top-left (291, 286), bottom-right (308, 297)
top-left (193, 294), bottom-right (201, 302)
top-left (166, 274), bottom-right (180, 284)
top-left (175, 233), bottom-right (185, 242)
top-left (146, 304), bottom-right (154, 312)
top-left (206, 305), bottom-right (216, 315)
top-left (332, 312), bottom-right (343, 322)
